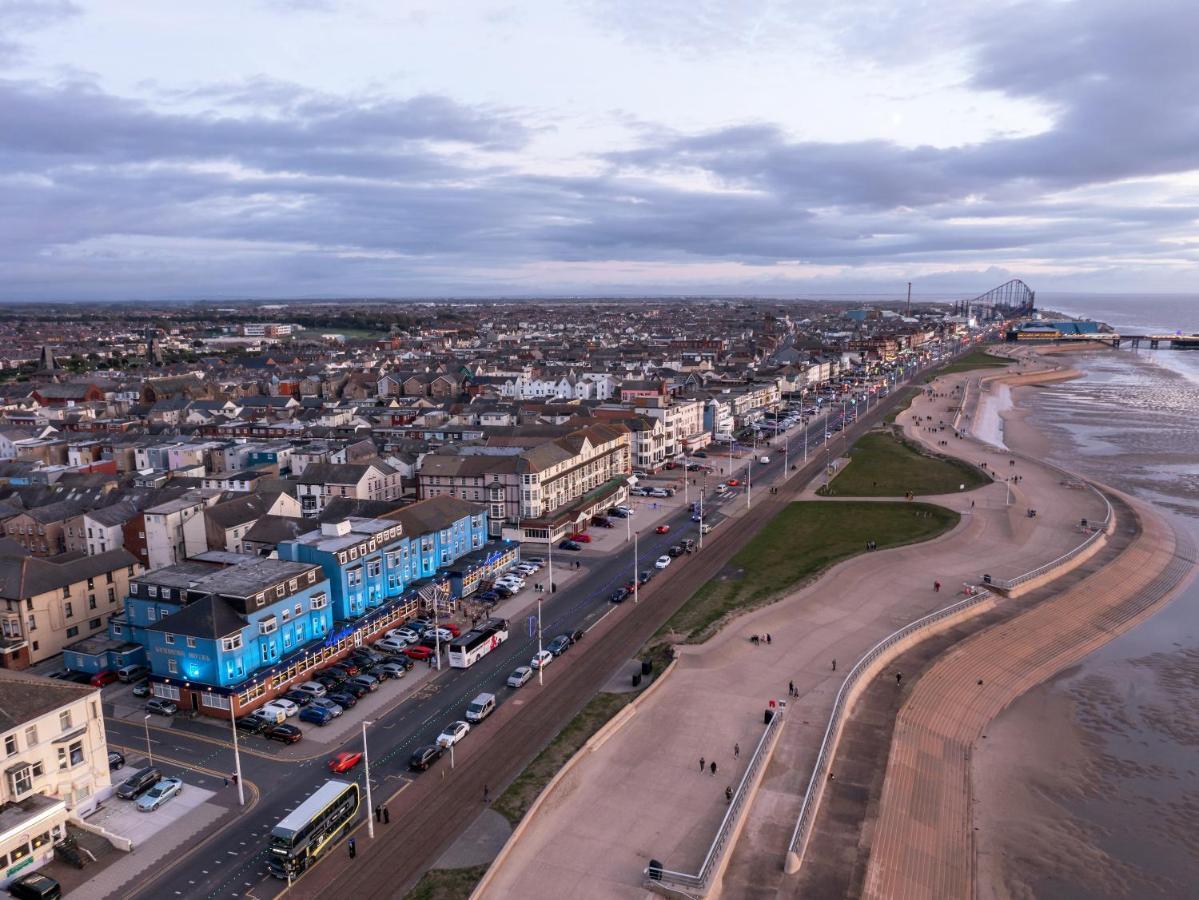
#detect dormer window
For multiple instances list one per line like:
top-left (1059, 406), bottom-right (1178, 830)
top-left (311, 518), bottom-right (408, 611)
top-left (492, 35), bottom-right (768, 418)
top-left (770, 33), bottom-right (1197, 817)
top-left (259, 617), bottom-right (277, 635)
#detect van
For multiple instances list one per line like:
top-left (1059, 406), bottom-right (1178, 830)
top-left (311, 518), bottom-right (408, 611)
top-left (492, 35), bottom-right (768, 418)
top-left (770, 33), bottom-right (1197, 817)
top-left (759, 455), bottom-right (770, 464)
top-left (255, 706), bottom-right (287, 725)
top-left (465, 692), bottom-right (496, 723)
top-left (116, 766), bottom-right (162, 800)
top-left (117, 664), bottom-right (149, 683)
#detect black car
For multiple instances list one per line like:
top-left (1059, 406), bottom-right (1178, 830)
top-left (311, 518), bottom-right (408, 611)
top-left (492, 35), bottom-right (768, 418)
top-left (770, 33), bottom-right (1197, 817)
top-left (263, 723), bottom-right (302, 744)
top-left (477, 590), bottom-right (501, 603)
top-left (592, 516), bottom-right (613, 528)
top-left (347, 653), bottom-right (377, 671)
top-left (328, 691), bottom-right (358, 709)
top-left (409, 744), bottom-right (443, 771)
top-left (116, 766), bottom-right (162, 800)
top-left (609, 587), bottom-right (629, 604)
top-left (668, 544), bottom-right (685, 557)
top-left (108, 750), bottom-right (126, 771)
top-left (558, 540), bottom-right (582, 551)
top-left (385, 655), bottom-right (415, 672)
top-left (236, 715), bottom-right (269, 734)
top-left (569, 628), bottom-right (584, 644)
top-left (639, 570), bottom-right (653, 585)
top-left (314, 672), bottom-right (344, 691)
top-left (6, 872), bottom-right (61, 900)
top-left (64, 671), bottom-right (94, 684)
top-left (492, 584), bottom-right (515, 599)
top-left (546, 634), bottom-right (571, 656)
top-left (282, 689), bottom-right (313, 708)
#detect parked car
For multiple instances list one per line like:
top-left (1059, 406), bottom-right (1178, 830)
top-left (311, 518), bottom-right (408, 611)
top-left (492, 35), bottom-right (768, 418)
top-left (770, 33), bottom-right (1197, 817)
top-left (90, 670), bottom-right (119, 687)
top-left (591, 516), bottom-right (613, 528)
top-left (328, 751), bottom-right (363, 774)
top-left (6, 873), bottom-right (61, 900)
top-left (108, 750), bottom-right (125, 771)
top-left (492, 584), bottom-right (515, 599)
top-left (405, 645), bottom-right (435, 661)
top-left (477, 590), bottom-right (501, 604)
top-left (609, 587), bottom-right (629, 604)
top-left (558, 540), bottom-right (582, 551)
top-left (328, 691), bottom-right (358, 709)
top-left (349, 674), bottom-right (380, 693)
top-left (293, 681), bottom-right (327, 699)
top-left (299, 706), bottom-right (334, 726)
top-left (131, 680), bottom-right (151, 698)
top-left (117, 664), bottom-right (150, 683)
top-left (607, 507), bottom-right (629, 518)
top-left (569, 628), bottom-right (584, 644)
top-left (376, 661), bottom-right (410, 680)
top-left (236, 714), bottom-right (269, 734)
top-left (546, 635), bottom-right (571, 656)
top-left (146, 698), bottom-right (177, 716)
top-left (655, 555), bottom-right (672, 569)
top-left (309, 698), bottom-right (344, 717)
top-left (668, 544), bottom-right (684, 557)
top-left (116, 766), bottom-right (162, 800)
top-left (567, 532), bottom-right (591, 543)
top-left (639, 570), bottom-right (653, 585)
top-left (136, 777), bottom-right (183, 812)
top-left (530, 649), bottom-right (554, 670)
top-left (436, 720), bottom-right (471, 748)
top-left (263, 724), bottom-right (303, 744)
top-left (387, 627), bottom-right (419, 643)
top-left (409, 744), bottom-right (443, 771)
top-left (375, 637), bottom-right (410, 655)
top-left (328, 661), bottom-right (359, 678)
top-left (507, 666), bottom-right (533, 688)
top-left (262, 699), bottom-right (299, 719)
top-left (282, 689), bottom-right (313, 708)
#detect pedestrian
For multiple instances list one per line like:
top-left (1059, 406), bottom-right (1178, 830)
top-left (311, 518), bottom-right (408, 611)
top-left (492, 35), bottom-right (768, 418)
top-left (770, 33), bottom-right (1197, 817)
top-left (700, 756), bottom-right (706, 773)
top-left (788, 679), bottom-right (795, 695)
top-left (231, 773), bottom-right (238, 786)
top-left (734, 742), bottom-right (740, 760)
top-left (725, 785), bottom-right (733, 803)
top-left (970, 500), bottom-right (975, 509)
top-left (223, 776), bottom-right (229, 787)
top-left (710, 760), bottom-right (717, 777)
top-left (383, 806), bottom-right (390, 824)
top-left (374, 805), bottom-right (382, 823)
top-left (484, 784), bottom-right (490, 803)
top-left (934, 580), bottom-right (941, 593)
top-left (831, 659), bottom-right (836, 672)
top-left (896, 672), bottom-right (903, 685)
top-left (348, 837), bottom-right (357, 859)
top-left (766, 633), bottom-right (772, 644)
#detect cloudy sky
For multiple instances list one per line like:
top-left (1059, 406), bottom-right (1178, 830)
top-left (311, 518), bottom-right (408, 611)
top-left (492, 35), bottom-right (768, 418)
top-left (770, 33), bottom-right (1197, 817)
top-left (2, 0), bottom-right (1198, 301)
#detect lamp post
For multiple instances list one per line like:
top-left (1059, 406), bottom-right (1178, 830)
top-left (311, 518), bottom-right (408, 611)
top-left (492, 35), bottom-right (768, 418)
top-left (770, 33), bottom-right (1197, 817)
top-left (432, 589), bottom-right (441, 671)
top-left (698, 489), bottom-right (704, 550)
top-left (633, 530), bottom-right (639, 603)
top-left (228, 701), bottom-right (245, 807)
top-left (143, 714), bottom-right (153, 767)
top-left (537, 591), bottom-right (544, 686)
top-left (682, 451), bottom-right (689, 509)
top-left (362, 720), bottom-right (374, 839)
top-left (746, 453), bottom-right (752, 509)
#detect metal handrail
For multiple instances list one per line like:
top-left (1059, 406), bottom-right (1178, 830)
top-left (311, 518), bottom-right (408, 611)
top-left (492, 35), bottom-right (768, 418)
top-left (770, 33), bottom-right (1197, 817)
top-left (785, 587), bottom-right (993, 868)
top-left (645, 705), bottom-right (784, 892)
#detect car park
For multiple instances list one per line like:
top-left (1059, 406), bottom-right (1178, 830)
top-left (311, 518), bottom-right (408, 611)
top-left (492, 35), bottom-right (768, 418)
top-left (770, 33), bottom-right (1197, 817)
top-left (131, 680), bottom-right (151, 698)
top-left (108, 750), bottom-right (125, 771)
top-left (558, 540), bottom-right (582, 551)
top-left (507, 666), bottom-right (533, 688)
top-left (262, 699), bottom-right (299, 719)
top-left (146, 698), bottom-right (177, 716)
top-left (328, 751), bottom-right (363, 773)
top-left (309, 698), bottom-right (343, 717)
top-left (437, 720), bottom-right (471, 748)
top-left (263, 724), bottom-right (303, 744)
top-left (116, 766), bottom-right (163, 800)
top-left (546, 635), bottom-right (571, 656)
top-left (655, 555), bottom-right (672, 569)
top-left (299, 706), bottom-right (334, 726)
top-left (530, 649), bottom-right (554, 670)
top-left (136, 777), bottom-right (183, 812)
top-left (409, 745), bottom-right (443, 771)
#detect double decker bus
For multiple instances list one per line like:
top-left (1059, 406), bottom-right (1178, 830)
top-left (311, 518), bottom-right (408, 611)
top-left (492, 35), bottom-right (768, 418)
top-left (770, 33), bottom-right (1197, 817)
top-left (447, 618), bottom-right (509, 669)
top-left (265, 780), bottom-right (359, 879)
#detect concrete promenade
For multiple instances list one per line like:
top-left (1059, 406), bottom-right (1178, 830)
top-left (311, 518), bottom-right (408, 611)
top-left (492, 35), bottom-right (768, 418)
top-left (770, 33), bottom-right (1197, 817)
top-left (477, 353), bottom-right (1109, 899)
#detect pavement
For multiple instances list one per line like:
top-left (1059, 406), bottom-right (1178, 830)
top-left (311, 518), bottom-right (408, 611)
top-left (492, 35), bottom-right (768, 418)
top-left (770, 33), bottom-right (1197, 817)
top-left (477, 349), bottom-right (1111, 899)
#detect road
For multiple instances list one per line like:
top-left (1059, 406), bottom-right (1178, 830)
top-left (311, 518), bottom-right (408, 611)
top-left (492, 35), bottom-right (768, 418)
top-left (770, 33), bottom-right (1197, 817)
top-left (112, 343), bottom-right (976, 900)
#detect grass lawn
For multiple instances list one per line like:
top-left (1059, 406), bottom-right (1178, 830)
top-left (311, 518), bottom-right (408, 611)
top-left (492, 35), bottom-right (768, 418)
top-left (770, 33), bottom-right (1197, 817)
top-left (882, 386), bottom-right (921, 424)
top-left (660, 501), bottom-right (959, 642)
top-left (929, 348), bottom-right (1014, 379)
top-left (821, 431), bottom-right (990, 497)
top-left (402, 864), bottom-right (490, 900)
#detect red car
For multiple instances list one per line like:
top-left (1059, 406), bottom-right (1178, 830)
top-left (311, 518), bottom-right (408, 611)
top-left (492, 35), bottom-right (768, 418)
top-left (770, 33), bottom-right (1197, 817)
top-left (655, 525), bottom-right (670, 534)
top-left (726, 479), bottom-right (740, 487)
top-left (328, 751), bottom-right (363, 774)
top-left (442, 623), bottom-right (462, 637)
top-left (90, 670), bottom-right (119, 687)
top-left (568, 532), bottom-right (592, 543)
top-left (405, 646), bottom-right (435, 661)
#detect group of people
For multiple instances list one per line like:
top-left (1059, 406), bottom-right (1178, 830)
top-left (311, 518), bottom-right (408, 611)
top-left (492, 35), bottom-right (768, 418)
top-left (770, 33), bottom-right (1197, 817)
top-left (749, 633), bottom-right (772, 645)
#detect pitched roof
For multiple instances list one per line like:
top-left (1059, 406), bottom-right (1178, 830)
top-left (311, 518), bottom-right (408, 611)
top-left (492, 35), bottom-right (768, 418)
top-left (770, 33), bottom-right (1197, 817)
top-left (0, 670), bottom-right (96, 732)
top-left (144, 593), bottom-right (245, 640)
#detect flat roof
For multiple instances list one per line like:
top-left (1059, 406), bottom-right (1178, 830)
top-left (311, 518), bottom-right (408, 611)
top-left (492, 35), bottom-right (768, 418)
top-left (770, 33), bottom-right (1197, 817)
top-left (289, 517), bottom-right (403, 553)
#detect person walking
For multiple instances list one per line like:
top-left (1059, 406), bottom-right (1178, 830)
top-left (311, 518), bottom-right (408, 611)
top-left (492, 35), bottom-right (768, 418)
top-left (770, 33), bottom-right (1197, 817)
top-left (725, 785), bottom-right (733, 803)
top-left (788, 679), bottom-right (795, 696)
top-left (348, 837), bottom-right (357, 859)
top-left (831, 659), bottom-right (836, 672)
top-left (383, 806), bottom-right (390, 824)
top-left (700, 756), bottom-right (706, 774)
top-left (895, 672), bottom-right (903, 685)
top-left (934, 580), bottom-right (941, 593)
top-left (710, 760), bottom-right (717, 777)
top-left (374, 805), bottom-right (382, 823)
top-left (484, 784), bottom-right (490, 804)
top-left (734, 742), bottom-right (740, 760)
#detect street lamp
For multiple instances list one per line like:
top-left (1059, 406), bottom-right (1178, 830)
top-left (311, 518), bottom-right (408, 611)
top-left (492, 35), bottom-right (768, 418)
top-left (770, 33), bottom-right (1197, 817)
top-left (537, 589), bottom-right (544, 686)
top-left (228, 701), bottom-right (245, 806)
top-left (633, 530), bottom-right (639, 604)
top-left (143, 714), bottom-right (153, 767)
top-left (362, 720), bottom-right (375, 839)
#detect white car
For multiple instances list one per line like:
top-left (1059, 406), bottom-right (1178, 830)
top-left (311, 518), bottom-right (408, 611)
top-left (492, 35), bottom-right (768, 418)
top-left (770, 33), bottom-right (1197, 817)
top-left (530, 650), bottom-right (554, 670)
top-left (655, 555), bottom-right (672, 569)
top-left (436, 720), bottom-right (471, 748)
top-left (430, 627), bottom-right (456, 642)
top-left (507, 666), bottom-right (533, 688)
top-left (262, 698), bottom-right (299, 718)
top-left (497, 576), bottom-right (525, 588)
top-left (388, 627), bottom-right (419, 643)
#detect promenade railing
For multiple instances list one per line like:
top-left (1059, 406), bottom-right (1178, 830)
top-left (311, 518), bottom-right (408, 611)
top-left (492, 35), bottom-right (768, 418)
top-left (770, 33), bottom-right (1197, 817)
top-left (644, 704), bottom-right (784, 894)
top-left (783, 587), bottom-right (993, 873)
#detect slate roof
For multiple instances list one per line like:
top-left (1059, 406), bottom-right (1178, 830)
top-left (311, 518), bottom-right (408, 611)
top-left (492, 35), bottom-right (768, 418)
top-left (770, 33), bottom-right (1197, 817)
top-left (0, 548), bottom-right (136, 600)
top-left (0, 670), bottom-right (96, 732)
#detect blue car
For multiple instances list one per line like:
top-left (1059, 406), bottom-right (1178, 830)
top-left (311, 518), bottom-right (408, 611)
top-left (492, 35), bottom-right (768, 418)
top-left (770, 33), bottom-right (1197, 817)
top-left (299, 706), bottom-right (334, 726)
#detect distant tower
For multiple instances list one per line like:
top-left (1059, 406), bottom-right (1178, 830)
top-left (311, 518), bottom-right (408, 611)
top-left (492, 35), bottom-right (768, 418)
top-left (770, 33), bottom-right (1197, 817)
top-left (148, 332), bottom-right (165, 367)
top-left (38, 345), bottom-right (57, 372)
top-left (906, 282), bottom-right (912, 317)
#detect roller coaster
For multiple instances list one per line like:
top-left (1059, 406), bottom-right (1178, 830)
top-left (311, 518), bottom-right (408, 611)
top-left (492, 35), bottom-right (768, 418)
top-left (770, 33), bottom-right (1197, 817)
top-left (953, 279), bottom-right (1035, 319)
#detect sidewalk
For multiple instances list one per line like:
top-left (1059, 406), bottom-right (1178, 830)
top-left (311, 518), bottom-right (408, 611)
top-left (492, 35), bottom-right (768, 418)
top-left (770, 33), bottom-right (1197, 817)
top-left (476, 360), bottom-right (1108, 899)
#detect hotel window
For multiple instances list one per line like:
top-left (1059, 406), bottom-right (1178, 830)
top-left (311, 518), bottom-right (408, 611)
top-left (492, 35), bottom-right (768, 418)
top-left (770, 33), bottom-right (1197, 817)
top-left (4, 735), bottom-right (16, 756)
top-left (66, 626), bottom-right (79, 638)
top-left (167, 659), bottom-right (178, 674)
top-left (307, 570), bottom-right (317, 584)
top-left (148, 586), bottom-right (158, 597)
top-left (294, 603), bottom-right (303, 617)
top-left (275, 585), bottom-right (285, 598)
top-left (221, 634), bottom-right (243, 651)
top-left (24, 725), bottom-right (36, 746)
top-left (59, 710), bottom-right (72, 732)
top-left (89, 618), bottom-right (101, 630)
top-left (165, 634), bottom-right (175, 645)
top-left (57, 740), bottom-right (84, 770)
top-left (148, 609), bottom-right (156, 622)
top-left (8, 764), bottom-right (32, 795)
top-left (259, 617), bottom-right (278, 635)
top-left (311, 593), bottom-right (328, 610)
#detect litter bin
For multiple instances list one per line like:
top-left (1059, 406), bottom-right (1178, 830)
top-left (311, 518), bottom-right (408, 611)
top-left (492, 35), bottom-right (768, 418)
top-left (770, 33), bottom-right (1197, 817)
top-left (983, 574), bottom-right (992, 585)
top-left (641, 659), bottom-right (652, 676)
top-left (648, 859), bottom-right (663, 881)
top-left (632, 672), bottom-right (642, 688)
top-left (764, 708), bottom-right (774, 725)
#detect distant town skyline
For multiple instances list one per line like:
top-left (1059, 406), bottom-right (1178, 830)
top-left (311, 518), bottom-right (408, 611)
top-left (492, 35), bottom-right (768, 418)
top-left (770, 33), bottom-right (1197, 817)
top-left (2, 0), bottom-right (1198, 300)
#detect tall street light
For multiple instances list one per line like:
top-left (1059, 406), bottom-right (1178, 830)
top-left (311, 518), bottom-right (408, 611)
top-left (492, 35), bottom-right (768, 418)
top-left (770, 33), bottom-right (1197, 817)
top-left (633, 529), bottom-right (639, 604)
top-left (228, 701), bottom-right (245, 806)
top-left (143, 714), bottom-right (153, 767)
top-left (362, 720), bottom-right (375, 839)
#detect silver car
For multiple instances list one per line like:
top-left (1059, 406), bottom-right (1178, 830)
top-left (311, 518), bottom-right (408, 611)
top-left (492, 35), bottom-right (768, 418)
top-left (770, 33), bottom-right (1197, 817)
top-left (136, 777), bottom-right (183, 812)
top-left (506, 666), bottom-right (533, 688)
